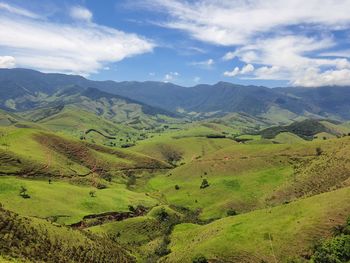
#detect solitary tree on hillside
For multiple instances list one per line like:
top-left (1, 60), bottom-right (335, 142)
top-left (19, 186), bottom-right (30, 199)
top-left (316, 147), bottom-right (323, 156)
top-left (200, 179), bottom-right (210, 189)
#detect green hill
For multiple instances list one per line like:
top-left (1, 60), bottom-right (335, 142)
top-left (1, 69), bottom-right (350, 263)
top-left (164, 187), bottom-right (350, 262)
top-left (0, 204), bottom-right (134, 262)
top-left (260, 119), bottom-right (342, 140)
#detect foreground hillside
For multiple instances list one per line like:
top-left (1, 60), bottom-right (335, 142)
top-left (0, 107), bottom-right (350, 262)
top-left (0, 204), bottom-right (134, 262)
top-left (165, 186), bottom-right (350, 262)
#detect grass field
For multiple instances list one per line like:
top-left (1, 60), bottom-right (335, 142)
top-left (1, 119), bottom-right (350, 262)
top-left (0, 176), bottom-right (158, 225)
top-left (165, 186), bottom-right (350, 262)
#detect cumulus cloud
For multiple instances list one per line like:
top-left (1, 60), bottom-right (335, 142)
top-left (293, 68), bottom-right (350, 87)
top-left (0, 55), bottom-right (15, 68)
top-left (230, 35), bottom-right (350, 86)
top-left (0, 3), bottom-right (154, 75)
top-left (142, 0), bottom-right (350, 86)
top-left (70, 6), bottom-right (93, 22)
top-left (224, 64), bottom-right (254, 77)
top-left (164, 72), bottom-right (179, 82)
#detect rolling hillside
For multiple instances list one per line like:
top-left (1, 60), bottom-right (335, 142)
top-left (1, 68), bottom-right (350, 262)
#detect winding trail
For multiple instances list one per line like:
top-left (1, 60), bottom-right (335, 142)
top-left (84, 129), bottom-right (116, 140)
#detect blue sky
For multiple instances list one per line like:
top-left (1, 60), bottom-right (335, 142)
top-left (0, 0), bottom-right (350, 87)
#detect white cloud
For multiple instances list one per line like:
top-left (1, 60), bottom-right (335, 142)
top-left (240, 64), bottom-right (255, 74)
top-left (224, 67), bottom-right (240, 77)
top-left (293, 68), bottom-right (350, 87)
top-left (231, 35), bottom-right (350, 86)
top-left (145, 0), bottom-right (350, 46)
top-left (224, 64), bottom-right (254, 77)
top-left (164, 72), bottom-right (179, 82)
top-left (0, 3), bottom-right (154, 75)
top-left (0, 2), bottom-right (39, 18)
top-left (222, 52), bottom-right (235, 61)
top-left (0, 55), bottom-right (15, 68)
top-left (70, 6), bottom-right (93, 22)
top-left (191, 58), bottom-right (214, 68)
top-left (143, 0), bottom-right (350, 86)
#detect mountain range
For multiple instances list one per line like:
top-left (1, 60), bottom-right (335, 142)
top-left (1, 68), bottom-right (350, 124)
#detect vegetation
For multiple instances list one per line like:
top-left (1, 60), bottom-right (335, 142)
top-left (1, 70), bottom-right (350, 262)
top-left (311, 217), bottom-right (350, 263)
top-left (0, 204), bottom-right (134, 262)
top-left (260, 119), bottom-right (342, 140)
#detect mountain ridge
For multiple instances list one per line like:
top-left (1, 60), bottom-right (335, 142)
top-left (1, 68), bottom-right (350, 122)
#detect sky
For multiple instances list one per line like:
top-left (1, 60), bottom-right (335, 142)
top-left (0, 0), bottom-right (350, 87)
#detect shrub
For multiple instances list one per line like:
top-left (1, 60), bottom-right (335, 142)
top-left (311, 235), bottom-right (350, 262)
top-left (192, 254), bottom-right (208, 263)
top-left (156, 208), bottom-right (169, 222)
top-left (128, 205), bottom-right (135, 212)
top-left (175, 185), bottom-right (180, 190)
top-left (96, 183), bottom-right (107, 189)
top-left (227, 209), bottom-right (238, 216)
top-left (160, 146), bottom-right (183, 165)
top-left (311, 217), bottom-right (350, 262)
top-left (155, 242), bottom-right (171, 256)
top-left (200, 179), bottom-right (210, 189)
top-left (19, 186), bottom-right (30, 199)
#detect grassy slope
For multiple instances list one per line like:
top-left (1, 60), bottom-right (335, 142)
top-left (133, 123), bottom-right (238, 163)
top-left (143, 142), bottom-right (311, 219)
top-left (139, 135), bottom-right (350, 220)
top-left (0, 205), bottom-right (134, 263)
top-left (272, 132), bottom-right (305, 144)
top-left (164, 186), bottom-right (350, 263)
top-left (1, 121), bottom-right (350, 262)
top-left (0, 127), bottom-right (170, 224)
top-left (18, 105), bottom-right (142, 146)
top-left (0, 176), bottom-right (158, 225)
top-left (0, 126), bottom-right (168, 173)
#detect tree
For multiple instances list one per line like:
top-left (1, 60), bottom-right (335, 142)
top-left (19, 186), bottom-right (30, 199)
top-left (316, 147), bottom-right (323, 156)
top-left (200, 179), bottom-right (210, 189)
top-left (128, 205), bottom-right (135, 212)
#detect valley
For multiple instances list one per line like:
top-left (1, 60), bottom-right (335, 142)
top-left (0, 69), bottom-right (350, 263)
